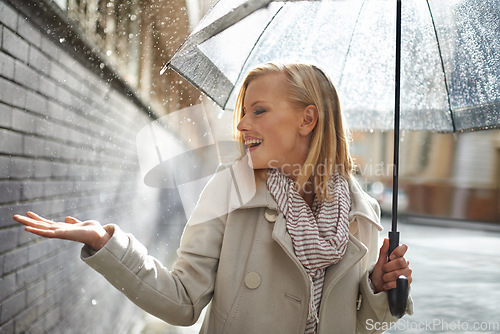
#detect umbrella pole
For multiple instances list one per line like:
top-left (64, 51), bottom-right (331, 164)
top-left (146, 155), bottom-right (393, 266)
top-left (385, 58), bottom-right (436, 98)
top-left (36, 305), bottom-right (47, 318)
top-left (387, 0), bottom-right (409, 319)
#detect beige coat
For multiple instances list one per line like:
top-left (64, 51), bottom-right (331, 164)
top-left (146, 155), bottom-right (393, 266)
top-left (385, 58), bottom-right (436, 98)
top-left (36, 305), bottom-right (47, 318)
top-left (82, 171), bottom-right (413, 333)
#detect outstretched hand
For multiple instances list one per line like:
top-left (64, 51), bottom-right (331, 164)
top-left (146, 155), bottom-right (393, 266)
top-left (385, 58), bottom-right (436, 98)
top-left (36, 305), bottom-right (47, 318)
top-left (370, 238), bottom-right (412, 294)
top-left (13, 212), bottom-right (112, 251)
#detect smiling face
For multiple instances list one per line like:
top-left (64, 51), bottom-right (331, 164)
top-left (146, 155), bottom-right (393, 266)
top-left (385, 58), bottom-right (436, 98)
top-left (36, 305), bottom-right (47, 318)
top-left (236, 73), bottom-right (313, 179)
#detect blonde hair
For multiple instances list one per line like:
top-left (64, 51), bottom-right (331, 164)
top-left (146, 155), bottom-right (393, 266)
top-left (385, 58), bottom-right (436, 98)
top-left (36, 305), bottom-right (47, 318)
top-left (233, 62), bottom-right (353, 201)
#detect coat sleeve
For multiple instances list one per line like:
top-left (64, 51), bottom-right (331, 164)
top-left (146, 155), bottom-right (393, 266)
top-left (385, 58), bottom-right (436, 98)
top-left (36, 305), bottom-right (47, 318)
top-left (354, 196), bottom-right (414, 334)
top-left (81, 173), bottom-right (230, 326)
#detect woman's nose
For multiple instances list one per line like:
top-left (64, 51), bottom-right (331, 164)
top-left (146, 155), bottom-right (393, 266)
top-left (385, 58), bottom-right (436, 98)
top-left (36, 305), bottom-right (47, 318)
top-left (237, 114), bottom-right (250, 132)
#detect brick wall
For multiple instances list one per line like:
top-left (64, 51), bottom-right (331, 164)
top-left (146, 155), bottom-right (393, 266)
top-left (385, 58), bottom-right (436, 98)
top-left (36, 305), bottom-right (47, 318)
top-left (0, 1), bottom-right (186, 332)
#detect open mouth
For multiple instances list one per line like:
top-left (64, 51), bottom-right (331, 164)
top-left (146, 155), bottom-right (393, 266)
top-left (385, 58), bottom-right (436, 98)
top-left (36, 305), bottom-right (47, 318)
top-left (245, 138), bottom-right (263, 149)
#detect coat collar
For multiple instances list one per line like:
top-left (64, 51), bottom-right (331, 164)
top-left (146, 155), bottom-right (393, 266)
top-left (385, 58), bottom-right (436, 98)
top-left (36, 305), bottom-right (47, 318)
top-left (239, 172), bottom-right (382, 232)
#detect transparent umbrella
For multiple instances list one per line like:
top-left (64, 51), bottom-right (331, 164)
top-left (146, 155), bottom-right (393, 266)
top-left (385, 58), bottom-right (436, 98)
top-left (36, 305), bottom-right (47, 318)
top-left (166, 0), bottom-right (499, 132)
top-left (163, 0), bottom-right (500, 319)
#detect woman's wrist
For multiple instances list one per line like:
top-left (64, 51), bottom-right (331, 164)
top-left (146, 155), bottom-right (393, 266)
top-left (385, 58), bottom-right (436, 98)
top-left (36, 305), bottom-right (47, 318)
top-left (89, 225), bottom-right (114, 251)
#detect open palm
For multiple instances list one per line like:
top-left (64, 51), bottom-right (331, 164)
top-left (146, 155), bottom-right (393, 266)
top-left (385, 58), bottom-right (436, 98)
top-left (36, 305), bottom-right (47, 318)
top-left (13, 212), bottom-right (111, 251)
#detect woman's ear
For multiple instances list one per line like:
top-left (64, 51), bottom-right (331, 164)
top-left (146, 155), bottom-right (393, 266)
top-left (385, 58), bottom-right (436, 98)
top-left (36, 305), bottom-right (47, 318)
top-left (299, 105), bottom-right (318, 136)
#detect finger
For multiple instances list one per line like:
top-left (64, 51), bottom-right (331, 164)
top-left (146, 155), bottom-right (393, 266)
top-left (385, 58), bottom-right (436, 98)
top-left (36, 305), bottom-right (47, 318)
top-left (65, 216), bottom-right (82, 224)
top-left (377, 238), bottom-right (390, 266)
top-left (389, 243), bottom-right (408, 261)
top-left (384, 256), bottom-right (408, 272)
top-left (383, 270), bottom-right (413, 290)
top-left (383, 263), bottom-right (412, 282)
top-left (24, 226), bottom-right (58, 238)
top-left (14, 214), bottom-right (52, 229)
top-left (26, 212), bottom-right (53, 223)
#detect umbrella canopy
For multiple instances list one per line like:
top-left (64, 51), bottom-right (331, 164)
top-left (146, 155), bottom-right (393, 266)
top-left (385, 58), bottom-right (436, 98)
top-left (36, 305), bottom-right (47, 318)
top-left (167, 0), bottom-right (500, 132)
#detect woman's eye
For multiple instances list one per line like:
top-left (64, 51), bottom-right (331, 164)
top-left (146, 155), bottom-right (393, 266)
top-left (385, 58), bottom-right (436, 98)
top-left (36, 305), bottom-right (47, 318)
top-left (254, 109), bottom-right (266, 115)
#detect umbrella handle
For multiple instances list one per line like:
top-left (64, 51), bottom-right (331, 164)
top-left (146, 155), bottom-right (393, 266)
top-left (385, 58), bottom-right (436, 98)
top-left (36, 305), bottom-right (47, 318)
top-left (387, 231), bottom-right (409, 318)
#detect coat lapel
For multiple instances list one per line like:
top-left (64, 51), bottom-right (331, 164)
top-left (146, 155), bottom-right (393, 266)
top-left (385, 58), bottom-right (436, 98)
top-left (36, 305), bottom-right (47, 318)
top-left (322, 234), bottom-right (367, 292)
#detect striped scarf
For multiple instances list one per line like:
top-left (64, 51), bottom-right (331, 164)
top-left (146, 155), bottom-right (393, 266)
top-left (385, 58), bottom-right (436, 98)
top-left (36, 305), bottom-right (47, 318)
top-left (266, 169), bottom-right (351, 334)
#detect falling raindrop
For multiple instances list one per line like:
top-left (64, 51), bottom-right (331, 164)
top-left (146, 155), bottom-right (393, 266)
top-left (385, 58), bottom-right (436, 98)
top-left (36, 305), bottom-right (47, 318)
top-left (59, 38), bottom-right (65, 43)
top-left (100, 63), bottom-right (105, 69)
top-left (91, 299), bottom-right (97, 306)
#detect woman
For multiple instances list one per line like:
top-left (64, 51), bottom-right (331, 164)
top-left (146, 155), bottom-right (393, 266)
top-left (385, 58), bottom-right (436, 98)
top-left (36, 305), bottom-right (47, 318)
top-left (13, 62), bottom-right (413, 333)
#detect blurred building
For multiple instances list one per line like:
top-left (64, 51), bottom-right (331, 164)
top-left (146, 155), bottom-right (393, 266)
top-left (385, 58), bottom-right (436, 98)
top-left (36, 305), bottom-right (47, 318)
top-left (352, 130), bottom-right (500, 223)
top-left (65, 0), bottom-right (205, 113)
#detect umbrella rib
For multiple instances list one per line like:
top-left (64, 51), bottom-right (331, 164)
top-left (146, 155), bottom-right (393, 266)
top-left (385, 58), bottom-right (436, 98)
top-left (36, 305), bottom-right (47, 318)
top-left (338, 0), bottom-right (368, 88)
top-left (224, 4), bottom-right (286, 110)
top-left (163, 0), bottom-right (274, 75)
top-left (425, 0), bottom-right (456, 132)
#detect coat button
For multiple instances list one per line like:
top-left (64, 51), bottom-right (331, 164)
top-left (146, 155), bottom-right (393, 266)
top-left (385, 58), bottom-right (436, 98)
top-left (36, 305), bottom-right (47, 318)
top-left (244, 272), bottom-right (261, 289)
top-left (264, 208), bottom-right (278, 223)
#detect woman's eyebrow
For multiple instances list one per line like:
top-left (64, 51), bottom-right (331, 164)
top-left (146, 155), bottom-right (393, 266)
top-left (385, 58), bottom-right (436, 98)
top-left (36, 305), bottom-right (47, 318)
top-left (250, 100), bottom-right (266, 107)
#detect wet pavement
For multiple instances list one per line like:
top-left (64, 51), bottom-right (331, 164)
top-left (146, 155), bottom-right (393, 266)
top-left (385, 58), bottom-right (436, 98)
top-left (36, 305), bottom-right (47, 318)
top-left (140, 217), bottom-right (500, 334)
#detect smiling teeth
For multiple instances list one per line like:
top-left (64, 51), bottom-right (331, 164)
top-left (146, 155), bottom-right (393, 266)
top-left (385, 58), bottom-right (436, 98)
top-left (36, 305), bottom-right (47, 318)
top-left (245, 139), bottom-right (263, 146)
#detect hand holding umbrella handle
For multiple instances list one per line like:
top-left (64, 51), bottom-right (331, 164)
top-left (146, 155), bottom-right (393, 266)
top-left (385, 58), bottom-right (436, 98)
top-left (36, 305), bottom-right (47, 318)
top-left (387, 231), bottom-right (409, 318)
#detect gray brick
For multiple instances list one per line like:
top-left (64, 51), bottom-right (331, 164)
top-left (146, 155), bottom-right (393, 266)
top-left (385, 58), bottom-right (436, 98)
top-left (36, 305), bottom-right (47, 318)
top-left (0, 51), bottom-right (15, 79)
top-left (17, 21), bottom-right (42, 48)
top-left (14, 306), bottom-right (38, 334)
top-left (26, 91), bottom-right (48, 115)
top-left (26, 279), bottom-right (45, 304)
top-left (35, 117), bottom-right (57, 139)
top-left (3, 246), bottom-right (28, 274)
top-left (0, 204), bottom-right (21, 228)
top-left (49, 122), bottom-right (69, 142)
top-left (47, 100), bottom-right (66, 123)
top-left (0, 102), bottom-right (12, 128)
top-left (28, 239), bottom-right (53, 263)
top-left (0, 128), bottom-right (24, 154)
top-left (34, 159), bottom-right (52, 178)
top-left (43, 180), bottom-right (74, 197)
top-left (0, 226), bottom-right (18, 253)
top-left (0, 2), bottom-right (18, 31)
top-left (11, 108), bottom-right (36, 133)
top-left (0, 77), bottom-right (27, 108)
top-left (56, 85), bottom-right (72, 106)
top-left (49, 62), bottom-right (66, 85)
top-left (51, 161), bottom-right (68, 177)
top-left (35, 287), bottom-right (57, 316)
top-left (23, 135), bottom-right (48, 157)
top-left (0, 155), bottom-right (10, 178)
top-left (0, 318), bottom-right (14, 334)
top-left (15, 259), bottom-right (42, 286)
top-left (28, 46), bottom-right (50, 75)
top-left (14, 60), bottom-right (40, 91)
top-left (9, 156), bottom-right (34, 178)
top-left (39, 76), bottom-right (57, 99)
top-left (0, 290), bottom-right (26, 323)
top-left (0, 180), bottom-right (22, 202)
top-left (22, 180), bottom-right (44, 200)
top-left (42, 304), bottom-right (60, 331)
top-left (17, 224), bottom-right (38, 245)
top-left (0, 272), bottom-right (16, 300)
top-left (2, 27), bottom-right (29, 63)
